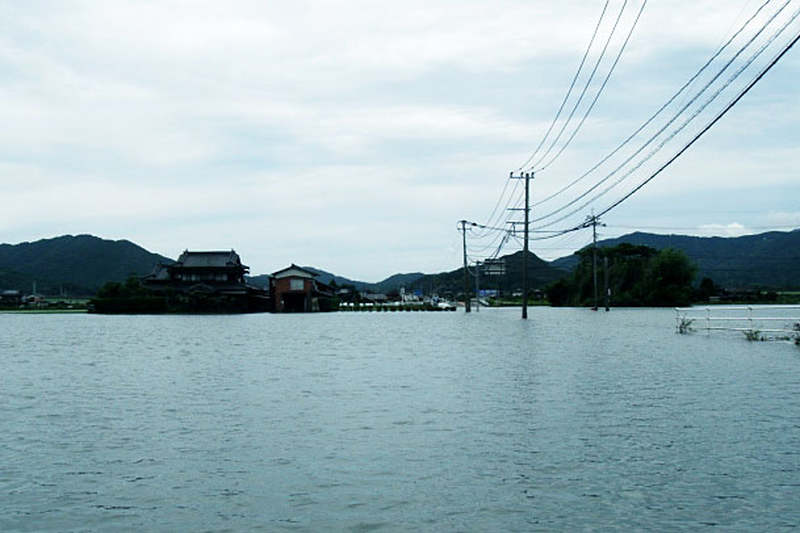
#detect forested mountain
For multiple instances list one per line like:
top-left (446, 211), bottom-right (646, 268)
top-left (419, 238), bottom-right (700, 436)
top-left (0, 235), bottom-right (172, 296)
top-left (550, 229), bottom-right (800, 289)
top-left (4, 228), bottom-right (799, 297)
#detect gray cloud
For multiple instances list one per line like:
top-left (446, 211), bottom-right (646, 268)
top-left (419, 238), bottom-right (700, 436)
top-left (2, 1), bottom-right (798, 280)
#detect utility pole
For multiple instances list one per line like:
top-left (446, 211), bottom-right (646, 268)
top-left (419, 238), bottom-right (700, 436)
top-left (475, 260), bottom-right (481, 312)
top-left (585, 212), bottom-right (605, 311)
top-left (459, 220), bottom-right (471, 313)
top-left (592, 216), bottom-right (598, 311)
top-left (604, 256), bottom-right (610, 311)
top-left (509, 171), bottom-right (532, 319)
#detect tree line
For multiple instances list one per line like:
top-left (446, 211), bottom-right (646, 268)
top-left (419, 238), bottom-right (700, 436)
top-left (545, 243), bottom-right (697, 307)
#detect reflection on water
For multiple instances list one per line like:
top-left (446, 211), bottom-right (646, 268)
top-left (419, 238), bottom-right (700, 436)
top-left (2, 308), bottom-right (799, 530)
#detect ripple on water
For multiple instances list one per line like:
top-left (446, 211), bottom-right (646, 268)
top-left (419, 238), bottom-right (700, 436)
top-left (1, 309), bottom-right (799, 530)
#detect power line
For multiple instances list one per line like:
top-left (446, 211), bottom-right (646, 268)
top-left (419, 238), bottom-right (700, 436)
top-left (516, 0), bottom-right (611, 171)
top-left (594, 18), bottom-right (800, 219)
top-left (475, 3), bottom-right (621, 238)
top-left (471, 176), bottom-right (517, 239)
top-left (595, 24), bottom-right (800, 220)
top-left (530, 0), bottom-right (775, 208)
top-left (534, 0), bottom-right (794, 227)
top-left (527, 0), bottom-right (633, 171)
top-left (465, 2), bottom-right (799, 289)
top-left (534, 1), bottom-right (799, 229)
top-left (531, 0), bottom-right (648, 173)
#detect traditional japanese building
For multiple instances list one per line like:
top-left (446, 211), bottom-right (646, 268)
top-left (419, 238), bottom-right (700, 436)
top-left (141, 250), bottom-right (270, 312)
top-left (0, 289), bottom-right (22, 307)
top-left (271, 264), bottom-right (336, 312)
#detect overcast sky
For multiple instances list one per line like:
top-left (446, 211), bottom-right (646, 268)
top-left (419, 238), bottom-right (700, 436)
top-left (2, 0), bottom-right (799, 281)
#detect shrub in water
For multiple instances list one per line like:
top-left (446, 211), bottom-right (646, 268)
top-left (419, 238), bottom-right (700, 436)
top-left (743, 329), bottom-right (765, 342)
top-left (677, 317), bottom-right (694, 334)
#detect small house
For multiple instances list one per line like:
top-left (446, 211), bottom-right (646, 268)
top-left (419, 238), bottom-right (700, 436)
top-left (271, 264), bottom-right (336, 312)
top-left (0, 290), bottom-right (22, 306)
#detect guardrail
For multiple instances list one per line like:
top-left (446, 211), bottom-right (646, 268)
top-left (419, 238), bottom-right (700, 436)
top-left (675, 305), bottom-right (800, 338)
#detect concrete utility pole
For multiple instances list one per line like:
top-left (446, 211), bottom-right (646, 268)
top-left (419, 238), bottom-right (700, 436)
top-left (604, 256), bottom-right (610, 311)
top-left (585, 212), bottom-right (605, 311)
top-left (475, 260), bottom-right (481, 312)
top-left (459, 220), bottom-right (471, 313)
top-left (510, 171), bottom-right (532, 319)
top-left (592, 216), bottom-right (598, 311)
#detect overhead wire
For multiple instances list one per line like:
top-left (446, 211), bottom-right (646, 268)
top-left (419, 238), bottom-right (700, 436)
top-left (463, 1), bottom-right (798, 264)
top-left (526, 0), bottom-right (633, 171)
top-left (533, 0), bottom-right (798, 229)
top-left (534, 0), bottom-right (793, 226)
top-left (477, 0), bottom-right (642, 242)
top-left (471, 178), bottom-right (520, 238)
top-left (529, 17), bottom-right (800, 243)
top-left (516, 0), bottom-right (611, 172)
top-left (593, 23), bottom-right (800, 221)
top-left (531, 0), bottom-right (775, 208)
top-left (531, 0), bottom-right (648, 173)
top-left (473, 0), bottom-right (625, 239)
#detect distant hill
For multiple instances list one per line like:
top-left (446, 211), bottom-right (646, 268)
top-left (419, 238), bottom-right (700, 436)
top-left (373, 272), bottom-right (426, 294)
top-left (549, 229), bottom-right (800, 289)
top-left (254, 253), bottom-right (561, 297)
top-left (0, 235), bottom-right (172, 296)
top-left (407, 250), bottom-right (564, 296)
top-left (300, 267), bottom-right (374, 292)
top-left (248, 267), bottom-right (424, 294)
top-left (247, 267), bottom-right (369, 291)
top-left (8, 228), bottom-right (797, 297)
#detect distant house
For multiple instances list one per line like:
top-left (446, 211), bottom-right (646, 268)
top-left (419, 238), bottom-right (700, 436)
top-left (142, 250), bottom-right (270, 312)
top-left (145, 250), bottom-right (248, 291)
top-left (23, 293), bottom-right (46, 306)
top-left (362, 293), bottom-right (388, 304)
top-left (271, 264), bottom-right (336, 312)
top-left (0, 290), bottom-right (22, 306)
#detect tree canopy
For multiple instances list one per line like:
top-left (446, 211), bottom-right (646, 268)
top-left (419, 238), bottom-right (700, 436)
top-left (546, 244), bottom-right (697, 307)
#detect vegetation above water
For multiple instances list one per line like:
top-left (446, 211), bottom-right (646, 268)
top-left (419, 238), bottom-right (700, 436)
top-left (545, 244), bottom-right (697, 307)
top-left (0, 297), bottom-right (89, 313)
top-left (90, 278), bottom-right (169, 313)
top-left (90, 278), bottom-right (269, 314)
top-left (551, 230), bottom-right (800, 290)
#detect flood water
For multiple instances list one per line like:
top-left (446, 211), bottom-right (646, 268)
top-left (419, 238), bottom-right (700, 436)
top-left (2, 307), bottom-right (799, 531)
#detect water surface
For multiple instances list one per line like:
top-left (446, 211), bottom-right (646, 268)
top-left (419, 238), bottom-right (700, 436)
top-left (2, 308), bottom-right (799, 530)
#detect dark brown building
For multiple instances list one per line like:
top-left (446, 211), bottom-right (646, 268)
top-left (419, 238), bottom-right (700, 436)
top-left (271, 264), bottom-right (335, 312)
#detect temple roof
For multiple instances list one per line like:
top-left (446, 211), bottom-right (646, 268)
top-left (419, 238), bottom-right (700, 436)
top-left (175, 250), bottom-right (246, 269)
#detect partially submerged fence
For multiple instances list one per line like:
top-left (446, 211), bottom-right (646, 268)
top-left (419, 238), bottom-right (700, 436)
top-left (675, 305), bottom-right (800, 339)
top-left (675, 305), bottom-right (800, 338)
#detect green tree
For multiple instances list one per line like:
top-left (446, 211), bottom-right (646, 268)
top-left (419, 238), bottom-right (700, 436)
top-left (552, 244), bottom-right (697, 307)
top-left (641, 248), bottom-right (697, 306)
top-left (545, 278), bottom-right (572, 306)
top-left (696, 277), bottom-right (716, 301)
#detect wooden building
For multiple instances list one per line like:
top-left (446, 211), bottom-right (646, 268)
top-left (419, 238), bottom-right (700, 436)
top-left (271, 264), bottom-right (336, 312)
top-left (0, 290), bottom-right (22, 307)
top-left (142, 250), bottom-right (269, 312)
